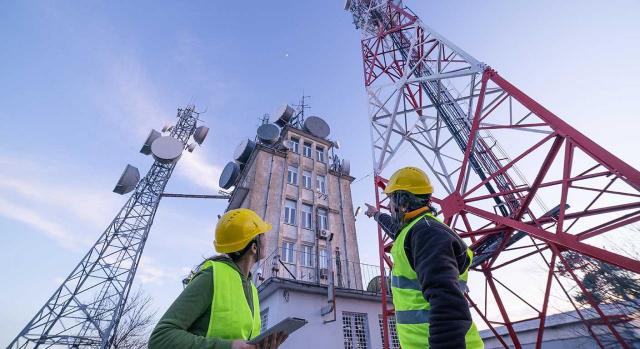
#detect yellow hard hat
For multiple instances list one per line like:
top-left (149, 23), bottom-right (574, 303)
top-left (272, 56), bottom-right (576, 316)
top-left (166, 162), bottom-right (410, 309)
top-left (384, 167), bottom-right (433, 195)
top-left (214, 208), bottom-right (272, 253)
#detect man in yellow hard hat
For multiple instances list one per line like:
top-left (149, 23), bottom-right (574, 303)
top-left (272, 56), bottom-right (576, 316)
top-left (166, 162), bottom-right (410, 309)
top-left (150, 208), bottom-right (287, 349)
top-left (365, 167), bottom-right (483, 349)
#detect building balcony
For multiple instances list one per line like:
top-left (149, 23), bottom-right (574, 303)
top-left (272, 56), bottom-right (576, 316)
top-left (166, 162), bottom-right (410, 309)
top-left (254, 247), bottom-right (391, 295)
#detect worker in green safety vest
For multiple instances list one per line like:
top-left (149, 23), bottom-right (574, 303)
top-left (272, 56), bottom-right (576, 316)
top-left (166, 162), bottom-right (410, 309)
top-left (365, 167), bottom-right (484, 349)
top-left (149, 208), bottom-right (288, 349)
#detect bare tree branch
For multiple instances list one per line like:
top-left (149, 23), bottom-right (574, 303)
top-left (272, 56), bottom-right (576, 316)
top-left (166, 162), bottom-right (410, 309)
top-left (111, 287), bottom-right (157, 349)
top-left (558, 230), bottom-right (640, 348)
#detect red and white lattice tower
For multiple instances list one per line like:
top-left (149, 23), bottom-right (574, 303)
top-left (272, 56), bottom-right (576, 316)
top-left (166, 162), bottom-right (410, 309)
top-left (345, 1), bottom-right (640, 348)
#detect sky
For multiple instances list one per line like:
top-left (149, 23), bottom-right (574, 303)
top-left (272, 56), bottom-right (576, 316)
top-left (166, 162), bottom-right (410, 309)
top-left (1, 0), bottom-right (640, 344)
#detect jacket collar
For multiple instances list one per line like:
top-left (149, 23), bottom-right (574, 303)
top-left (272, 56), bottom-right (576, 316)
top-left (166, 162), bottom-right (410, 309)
top-left (403, 206), bottom-right (430, 222)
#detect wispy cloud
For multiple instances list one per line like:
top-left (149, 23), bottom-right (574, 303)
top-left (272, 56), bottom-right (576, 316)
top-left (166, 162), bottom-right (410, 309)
top-left (137, 256), bottom-right (191, 285)
top-left (177, 150), bottom-right (223, 192)
top-left (0, 155), bottom-right (117, 249)
top-left (0, 196), bottom-right (79, 249)
top-left (96, 56), bottom-right (167, 139)
top-left (94, 52), bottom-right (225, 193)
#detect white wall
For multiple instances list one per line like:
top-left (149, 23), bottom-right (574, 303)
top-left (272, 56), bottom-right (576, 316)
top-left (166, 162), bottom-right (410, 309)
top-left (260, 287), bottom-right (385, 349)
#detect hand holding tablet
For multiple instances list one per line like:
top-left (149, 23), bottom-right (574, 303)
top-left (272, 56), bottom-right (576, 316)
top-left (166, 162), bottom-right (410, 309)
top-left (247, 317), bottom-right (308, 346)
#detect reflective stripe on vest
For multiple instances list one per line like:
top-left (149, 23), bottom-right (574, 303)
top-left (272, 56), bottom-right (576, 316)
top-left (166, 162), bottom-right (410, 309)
top-left (396, 309), bottom-right (431, 324)
top-left (200, 260), bottom-right (262, 340)
top-left (390, 212), bottom-right (484, 349)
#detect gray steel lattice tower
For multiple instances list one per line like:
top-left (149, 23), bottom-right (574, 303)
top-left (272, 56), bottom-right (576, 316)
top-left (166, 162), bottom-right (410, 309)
top-left (9, 106), bottom-right (202, 349)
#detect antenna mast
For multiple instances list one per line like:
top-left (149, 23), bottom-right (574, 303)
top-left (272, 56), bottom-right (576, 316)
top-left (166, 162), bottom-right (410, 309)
top-left (346, 1), bottom-right (640, 348)
top-left (9, 106), bottom-right (207, 349)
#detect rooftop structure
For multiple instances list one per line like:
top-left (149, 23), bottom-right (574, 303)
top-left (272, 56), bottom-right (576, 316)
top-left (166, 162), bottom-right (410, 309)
top-left (219, 101), bottom-right (362, 290)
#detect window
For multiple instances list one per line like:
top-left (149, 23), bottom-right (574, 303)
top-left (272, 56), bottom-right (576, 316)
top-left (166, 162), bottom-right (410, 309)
top-left (318, 208), bottom-right (329, 231)
top-left (319, 249), bottom-right (328, 269)
top-left (284, 199), bottom-right (297, 225)
top-left (261, 308), bottom-right (269, 333)
top-left (282, 241), bottom-right (295, 263)
top-left (303, 142), bottom-right (312, 157)
top-left (289, 137), bottom-right (299, 153)
top-left (301, 245), bottom-right (314, 267)
top-left (378, 315), bottom-right (400, 349)
top-left (287, 165), bottom-right (298, 185)
top-left (302, 204), bottom-right (313, 230)
top-left (302, 170), bottom-right (312, 189)
top-left (316, 146), bottom-right (325, 162)
top-left (316, 175), bottom-right (326, 194)
top-left (343, 312), bottom-right (370, 349)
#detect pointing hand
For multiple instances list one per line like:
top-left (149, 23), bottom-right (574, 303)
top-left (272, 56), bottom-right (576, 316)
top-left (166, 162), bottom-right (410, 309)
top-left (364, 203), bottom-right (378, 218)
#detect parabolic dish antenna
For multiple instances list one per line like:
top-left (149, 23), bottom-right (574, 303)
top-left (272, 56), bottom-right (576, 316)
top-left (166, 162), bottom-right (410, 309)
top-left (193, 126), bottom-right (209, 145)
top-left (113, 164), bottom-right (140, 195)
top-left (257, 123), bottom-right (280, 144)
top-left (274, 104), bottom-right (295, 126)
top-left (234, 139), bottom-right (256, 163)
top-left (219, 161), bottom-right (241, 189)
top-left (140, 129), bottom-right (161, 155)
top-left (341, 159), bottom-right (351, 175)
top-left (303, 116), bottom-right (331, 139)
top-left (151, 136), bottom-right (183, 164)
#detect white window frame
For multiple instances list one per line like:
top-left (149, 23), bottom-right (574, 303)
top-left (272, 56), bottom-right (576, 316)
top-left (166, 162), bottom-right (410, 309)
top-left (342, 312), bottom-right (370, 349)
top-left (284, 199), bottom-right (297, 225)
top-left (316, 146), bottom-right (325, 162)
top-left (302, 170), bottom-right (312, 189)
top-left (318, 208), bottom-right (329, 231)
top-left (317, 175), bottom-right (327, 194)
top-left (319, 249), bottom-right (328, 269)
top-left (261, 308), bottom-right (269, 333)
top-left (289, 137), bottom-right (299, 153)
top-left (378, 315), bottom-right (400, 349)
top-left (301, 245), bottom-right (314, 267)
top-left (302, 203), bottom-right (313, 230)
top-left (287, 165), bottom-right (298, 185)
top-left (303, 142), bottom-right (312, 158)
top-left (282, 241), bottom-right (295, 264)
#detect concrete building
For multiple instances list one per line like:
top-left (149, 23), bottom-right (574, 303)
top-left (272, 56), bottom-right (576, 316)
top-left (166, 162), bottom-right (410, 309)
top-left (220, 108), bottom-right (399, 348)
top-left (258, 277), bottom-right (399, 349)
top-left (225, 115), bottom-right (362, 289)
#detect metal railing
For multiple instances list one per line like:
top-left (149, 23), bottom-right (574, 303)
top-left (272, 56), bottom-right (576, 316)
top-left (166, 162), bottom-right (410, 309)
top-left (254, 247), bottom-right (390, 294)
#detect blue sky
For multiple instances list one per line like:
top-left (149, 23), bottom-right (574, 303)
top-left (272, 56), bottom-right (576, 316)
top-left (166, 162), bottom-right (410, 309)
top-left (1, 0), bottom-right (639, 344)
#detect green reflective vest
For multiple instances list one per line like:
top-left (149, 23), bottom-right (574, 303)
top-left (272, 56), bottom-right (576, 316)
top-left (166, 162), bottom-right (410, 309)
top-left (199, 260), bottom-right (261, 341)
top-left (390, 212), bottom-right (484, 349)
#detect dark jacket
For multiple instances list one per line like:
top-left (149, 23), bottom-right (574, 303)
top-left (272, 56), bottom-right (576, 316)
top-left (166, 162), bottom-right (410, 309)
top-left (374, 211), bottom-right (473, 349)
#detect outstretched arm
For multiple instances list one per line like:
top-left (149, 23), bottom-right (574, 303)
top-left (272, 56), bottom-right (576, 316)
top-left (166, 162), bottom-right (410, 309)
top-left (364, 203), bottom-right (402, 240)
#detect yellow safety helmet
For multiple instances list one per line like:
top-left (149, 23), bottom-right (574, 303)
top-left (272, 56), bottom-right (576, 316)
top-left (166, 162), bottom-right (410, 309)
top-left (384, 167), bottom-right (434, 195)
top-left (214, 208), bottom-right (272, 254)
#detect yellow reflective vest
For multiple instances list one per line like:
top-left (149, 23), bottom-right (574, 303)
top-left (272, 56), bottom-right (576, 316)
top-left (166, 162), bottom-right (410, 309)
top-left (199, 260), bottom-right (261, 340)
top-left (390, 212), bottom-right (484, 348)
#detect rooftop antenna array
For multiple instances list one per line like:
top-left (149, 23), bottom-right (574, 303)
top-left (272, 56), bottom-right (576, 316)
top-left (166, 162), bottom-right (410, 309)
top-left (9, 106), bottom-right (209, 349)
top-left (259, 113), bottom-right (270, 125)
top-left (291, 93), bottom-right (311, 127)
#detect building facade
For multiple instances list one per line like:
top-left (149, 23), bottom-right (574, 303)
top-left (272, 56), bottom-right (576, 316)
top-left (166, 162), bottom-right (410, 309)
top-left (218, 109), bottom-right (407, 348)
top-left (258, 278), bottom-right (399, 349)
top-left (225, 118), bottom-right (362, 289)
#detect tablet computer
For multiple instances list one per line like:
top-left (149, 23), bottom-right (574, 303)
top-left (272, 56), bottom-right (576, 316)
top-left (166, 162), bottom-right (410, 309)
top-left (247, 317), bottom-right (308, 345)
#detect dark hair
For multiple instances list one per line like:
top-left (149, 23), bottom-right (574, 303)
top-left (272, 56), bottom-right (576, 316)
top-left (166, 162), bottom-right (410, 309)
top-left (228, 238), bottom-right (258, 262)
top-left (393, 191), bottom-right (433, 212)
